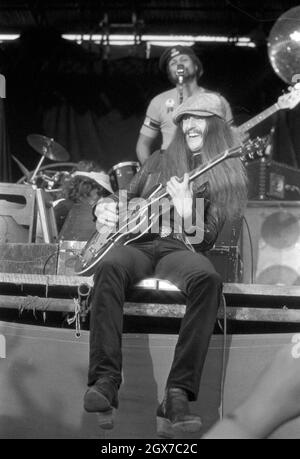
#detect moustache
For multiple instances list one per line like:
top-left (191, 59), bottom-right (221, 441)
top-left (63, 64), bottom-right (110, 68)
top-left (184, 129), bottom-right (204, 137)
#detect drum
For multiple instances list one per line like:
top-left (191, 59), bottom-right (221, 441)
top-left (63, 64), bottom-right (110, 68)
top-left (108, 161), bottom-right (140, 192)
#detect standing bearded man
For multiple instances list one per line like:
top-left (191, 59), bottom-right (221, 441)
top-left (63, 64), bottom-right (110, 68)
top-left (136, 45), bottom-right (233, 164)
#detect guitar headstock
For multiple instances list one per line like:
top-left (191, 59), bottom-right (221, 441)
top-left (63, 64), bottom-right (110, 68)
top-left (241, 136), bottom-right (270, 162)
top-left (227, 136), bottom-right (269, 161)
top-left (278, 83), bottom-right (300, 110)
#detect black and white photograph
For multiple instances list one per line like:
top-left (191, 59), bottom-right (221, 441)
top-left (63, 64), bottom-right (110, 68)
top-left (0, 0), bottom-right (300, 443)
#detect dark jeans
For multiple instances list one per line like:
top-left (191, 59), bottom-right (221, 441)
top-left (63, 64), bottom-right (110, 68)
top-left (88, 236), bottom-right (222, 401)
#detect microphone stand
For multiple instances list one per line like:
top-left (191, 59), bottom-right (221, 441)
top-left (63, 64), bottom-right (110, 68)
top-left (176, 64), bottom-right (185, 105)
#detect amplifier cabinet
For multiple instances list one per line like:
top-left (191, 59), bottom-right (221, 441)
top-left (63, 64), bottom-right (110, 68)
top-left (246, 159), bottom-right (300, 201)
top-left (241, 201), bottom-right (300, 285)
top-left (207, 245), bottom-right (241, 283)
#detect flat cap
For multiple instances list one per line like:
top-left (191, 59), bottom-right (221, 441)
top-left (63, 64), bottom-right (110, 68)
top-left (173, 92), bottom-right (227, 124)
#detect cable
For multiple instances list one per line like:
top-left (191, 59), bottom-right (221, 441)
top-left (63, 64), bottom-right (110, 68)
top-left (219, 293), bottom-right (228, 420)
top-left (42, 249), bottom-right (59, 275)
top-left (242, 215), bottom-right (254, 284)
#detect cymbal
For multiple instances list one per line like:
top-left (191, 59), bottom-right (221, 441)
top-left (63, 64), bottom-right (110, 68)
top-left (27, 134), bottom-right (70, 161)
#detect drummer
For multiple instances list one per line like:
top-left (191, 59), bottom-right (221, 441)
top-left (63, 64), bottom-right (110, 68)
top-left (54, 161), bottom-right (112, 233)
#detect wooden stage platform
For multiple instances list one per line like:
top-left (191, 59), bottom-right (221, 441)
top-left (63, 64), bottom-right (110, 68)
top-left (0, 272), bottom-right (300, 323)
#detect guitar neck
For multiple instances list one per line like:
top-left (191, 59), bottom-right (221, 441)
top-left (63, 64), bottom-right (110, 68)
top-left (147, 151), bottom-right (231, 205)
top-left (239, 102), bottom-right (280, 133)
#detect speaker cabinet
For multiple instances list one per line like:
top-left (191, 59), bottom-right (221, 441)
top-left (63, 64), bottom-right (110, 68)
top-left (242, 201), bottom-right (300, 285)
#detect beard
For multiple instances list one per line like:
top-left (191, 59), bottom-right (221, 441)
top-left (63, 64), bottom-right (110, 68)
top-left (169, 65), bottom-right (198, 85)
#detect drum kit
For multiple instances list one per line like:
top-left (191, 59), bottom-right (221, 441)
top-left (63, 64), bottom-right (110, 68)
top-left (13, 134), bottom-right (140, 195)
top-left (14, 134), bottom-right (75, 194)
top-left (10, 134), bottom-right (141, 244)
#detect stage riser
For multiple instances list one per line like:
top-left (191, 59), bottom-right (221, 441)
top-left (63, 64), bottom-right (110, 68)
top-left (0, 322), bottom-right (299, 439)
top-left (0, 243), bottom-right (58, 275)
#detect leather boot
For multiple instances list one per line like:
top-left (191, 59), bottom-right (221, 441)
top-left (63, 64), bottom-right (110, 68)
top-left (84, 377), bottom-right (119, 429)
top-left (156, 388), bottom-right (202, 438)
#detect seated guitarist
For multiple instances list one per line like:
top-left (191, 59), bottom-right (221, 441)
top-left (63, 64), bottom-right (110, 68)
top-left (84, 92), bottom-right (248, 437)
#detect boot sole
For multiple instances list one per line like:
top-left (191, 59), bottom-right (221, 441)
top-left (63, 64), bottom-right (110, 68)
top-left (84, 389), bottom-right (114, 430)
top-left (97, 410), bottom-right (114, 430)
top-left (157, 416), bottom-right (202, 438)
top-left (156, 416), bottom-right (175, 438)
top-left (173, 418), bottom-right (202, 433)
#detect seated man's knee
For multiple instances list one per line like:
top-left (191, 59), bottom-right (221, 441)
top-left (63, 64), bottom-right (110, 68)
top-left (94, 259), bottom-right (127, 282)
top-left (188, 269), bottom-right (222, 291)
top-left (206, 270), bottom-right (223, 287)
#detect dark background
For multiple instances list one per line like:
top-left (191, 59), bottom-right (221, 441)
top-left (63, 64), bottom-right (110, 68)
top-left (1, 0), bottom-right (300, 181)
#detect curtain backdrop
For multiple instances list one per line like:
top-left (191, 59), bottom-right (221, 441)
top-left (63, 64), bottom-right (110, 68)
top-left (42, 104), bottom-right (143, 171)
top-left (0, 99), bottom-right (11, 181)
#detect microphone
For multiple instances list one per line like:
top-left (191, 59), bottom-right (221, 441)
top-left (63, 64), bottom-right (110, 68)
top-left (176, 64), bottom-right (185, 85)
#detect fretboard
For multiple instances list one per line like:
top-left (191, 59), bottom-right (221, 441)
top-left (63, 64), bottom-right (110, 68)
top-left (145, 151), bottom-right (231, 207)
top-left (239, 102), bottom-right (280, 133)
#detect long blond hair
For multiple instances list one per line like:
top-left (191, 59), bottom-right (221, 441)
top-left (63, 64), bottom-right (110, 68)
top-left (160, 116), bottom-right (248, 221)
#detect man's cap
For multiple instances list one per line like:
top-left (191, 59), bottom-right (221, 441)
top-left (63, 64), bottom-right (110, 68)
top-left (72, 171), bottom-right (113, 193)
top-left (159, 45), bottom-right (203, 77)
top-left (173, 92), bottom-right (227, 124)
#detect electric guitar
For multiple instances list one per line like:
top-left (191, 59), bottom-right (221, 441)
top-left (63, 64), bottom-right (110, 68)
top-left (75, 137), bottom-right (267, 276)
top-left (239, 84), bottom-right (300, 134)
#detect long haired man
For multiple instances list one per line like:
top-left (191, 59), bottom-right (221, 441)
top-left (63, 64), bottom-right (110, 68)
top-left (84, 92), bottom-right (247, 438)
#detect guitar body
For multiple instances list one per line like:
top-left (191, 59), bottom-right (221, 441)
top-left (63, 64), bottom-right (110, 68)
top-left (75, 184), bottom-right (162, 275)
top-left (74, 230), bottom-right (139, 276)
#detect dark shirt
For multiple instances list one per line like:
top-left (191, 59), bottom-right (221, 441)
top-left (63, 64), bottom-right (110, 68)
top-left (99, 150), bottom-right (225, 253)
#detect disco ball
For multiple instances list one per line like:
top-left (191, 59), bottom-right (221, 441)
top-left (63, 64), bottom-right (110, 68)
top-left (268, 6), bottom-right (300, 84)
